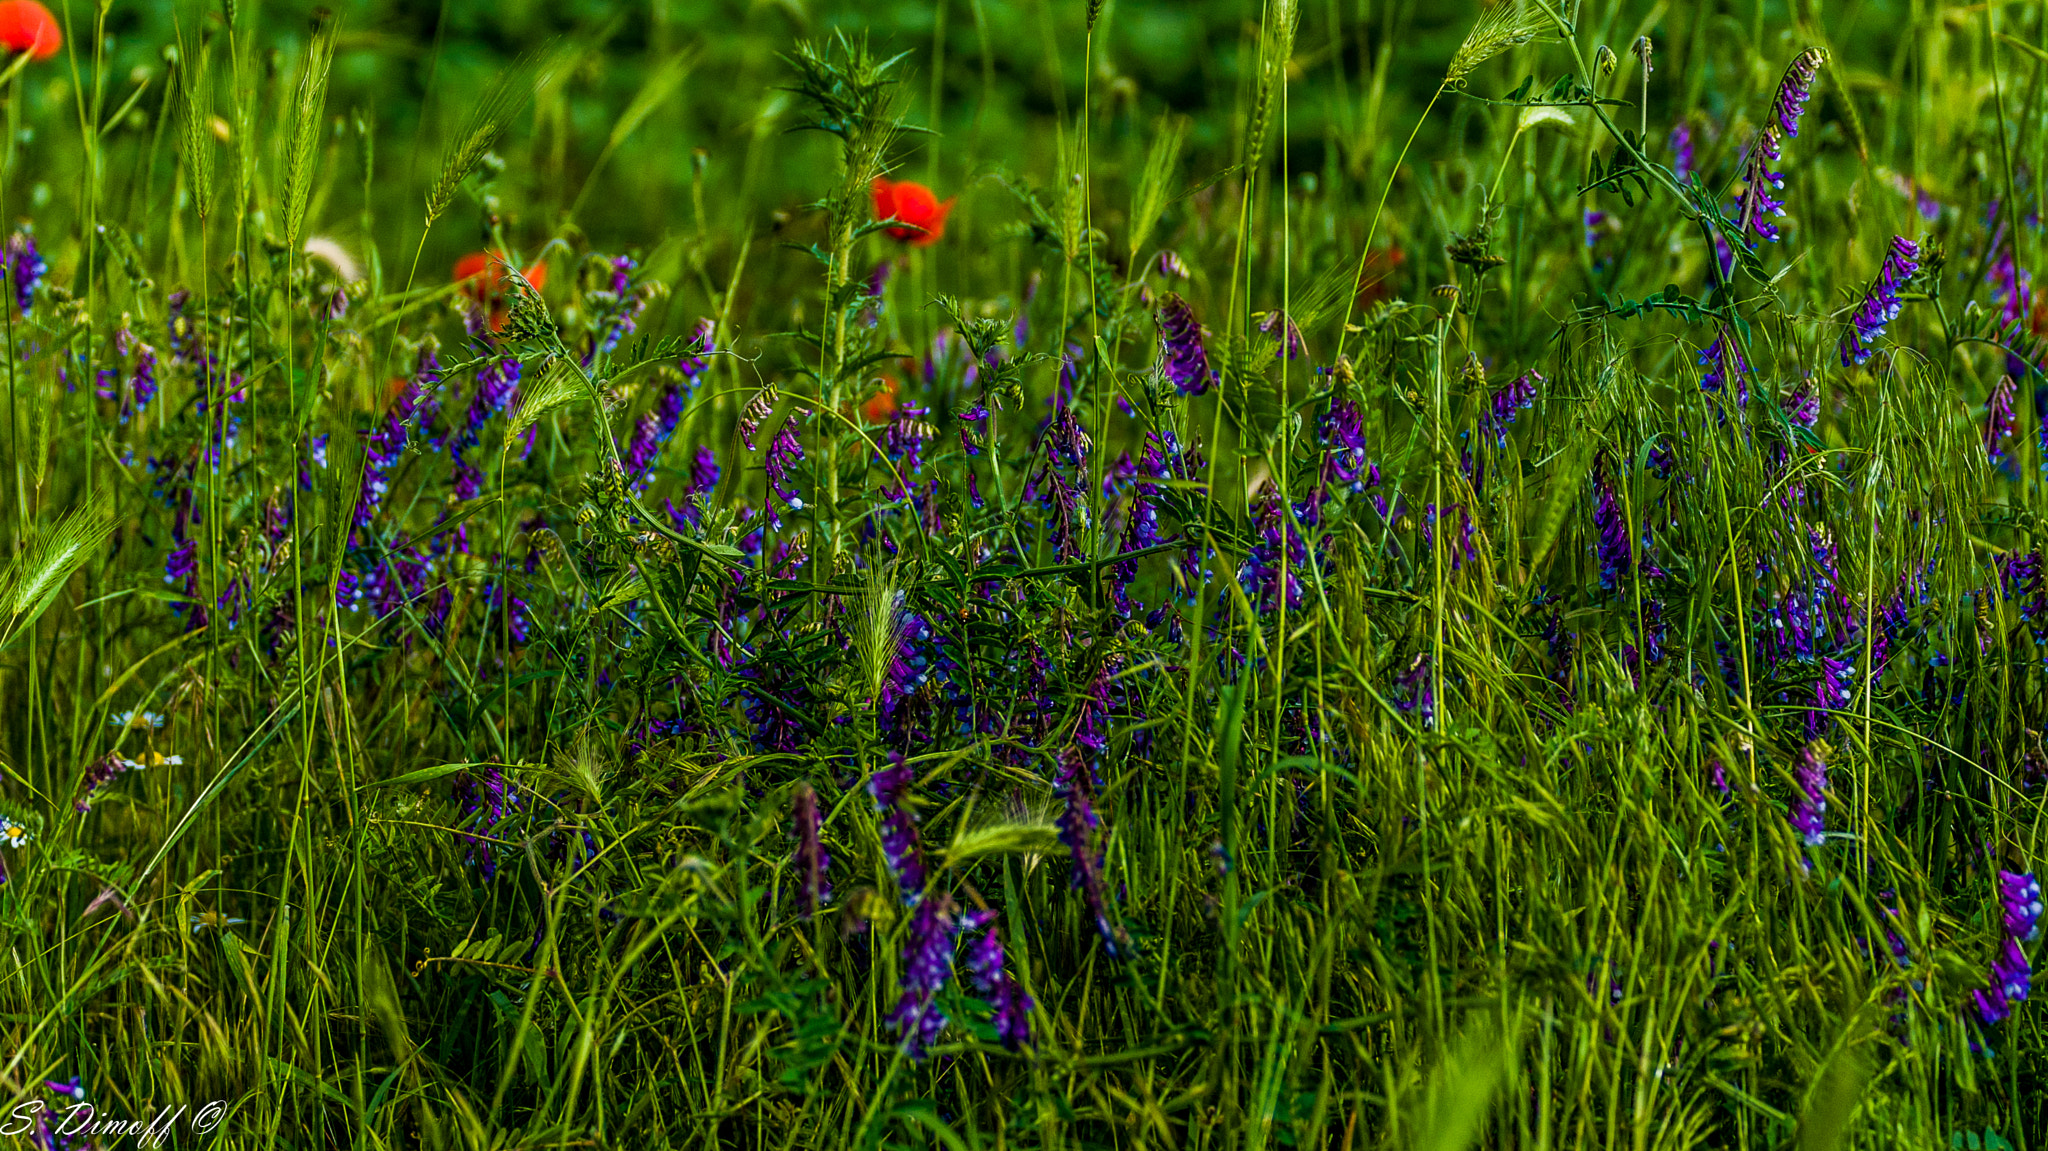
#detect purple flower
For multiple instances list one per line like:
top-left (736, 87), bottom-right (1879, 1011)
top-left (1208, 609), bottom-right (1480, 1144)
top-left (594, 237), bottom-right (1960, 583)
top-left (1839, 236), bottom-right (1920, 367)
top-left (869, 754), bottom-right (926, 902)
top-left (1699, 328), bottom-right (1751, 407)
top-left (763, 413), bottom-right (806, 528)
top-left (1157, 293), bottom-right (1213, 395)
top-left (1257, 309), bottom-right (1305, 359)
top-left (1393, 652), bottom-right (1434, 729)
top-left (1788, 740), bottom-right (1828, 848)
top-left (1669, 122), bottom-right (1695, 183)
top-left (2001, 870), bottom-right (2043, 943)
top-left (1594, 453), bottom-right (1662, 591)
top-left (1583, 208), bottom-right (1607, 248)
top-left (1736, 48), bottom-right (1827, 246)
top-left (678, 317), bottom-right (717, 378)
top-left (451, 765), bottom-right (518, 879)
top-left (4, 230), bottom-right (44, 315)
top-left (1055, 747), bottom-right (1126, 955)
top-left (793, 783), bottom-right (831, 918)
top-left (1987, 374), bottom-right (2018, 469)
top-left (888, 895), bottom-right (962, 1059)
top-left (1158, 250), bottom-right (1189, 279)
top-left (1481, 369), bottom-right (1541, 447)
top-left (960, 909), bottom-right (1034, 1050)
top-left (1808, 657), bottom-right (1851, 737)
top-left (1781, 382), bottom-right (1819, 428)
top-left (1975, 938), bottom-right (2031, 1024)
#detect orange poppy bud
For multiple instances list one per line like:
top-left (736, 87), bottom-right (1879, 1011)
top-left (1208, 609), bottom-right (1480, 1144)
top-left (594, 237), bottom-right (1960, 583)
top-left (862, 374), bottom-right (900, 423)
top-left (454, 250), bottom-right (547, 333)
top-left (871, 178), bottom-right (955, 247)
top-left (0, 1), bottom-right (60, 62)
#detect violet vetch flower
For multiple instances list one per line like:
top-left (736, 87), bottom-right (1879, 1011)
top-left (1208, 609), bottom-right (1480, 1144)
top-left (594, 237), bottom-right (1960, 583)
top-left (869, 754), bottom-right (926, 902)
top-left (887, 894), bottom-right (961, 1059)
top-left (763, 413), bottom-right (807, 528)
top-left (1257, 309), bottom-right (1305, 359)
top-left (1736, 48), bottom-right (1827, 246)
top-left (1669, 122), bottom-right (1695, 183)
top-left (1781, 382), bottom-right (1819, 429)
top-left (960, 909), bottom-right (1034, 1050)
top-left (1788, 739), bottom-right (1829, 848)
top-left (1808, 656), bottom-right (1851, 737)
top-left (2002, 870), bottom-right (2043, 943)
top-left (1987, 374), bottom-right (2018, 470)
top-left (1593, 453), bottom-right (1663, 591)
top-left (1839, 236), bottom-right (1920, 367)
top-left (1055, 747), bottom-right (1127, 955)
top-left (3, 229), bottom-right (44, 315)
top-left (1699, 327), bottom-right (1751, 407)
top-left (1975, 938), bottom-right (2031, 1025)
top-left (1481, 369), bottom-right (1540, 447)
top-left (1393, 652), bottom-right (1434, 729)
top-left (451, 765), bottom-right (518, 879)
top-left (792, 782), bottom-right (831, 918)
top-left (1157, 293), bottom-right (1213, 395)
top-left (1158, 250), bottom-right (1189, 279)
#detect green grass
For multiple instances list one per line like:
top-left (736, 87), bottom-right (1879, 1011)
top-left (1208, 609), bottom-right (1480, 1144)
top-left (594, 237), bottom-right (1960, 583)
top-left (0, 0), bottom-right (2045, 1147)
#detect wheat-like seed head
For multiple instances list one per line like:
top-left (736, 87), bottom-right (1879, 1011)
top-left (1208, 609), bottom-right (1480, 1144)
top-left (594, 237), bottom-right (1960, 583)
top-left (1447, 0), bottom-right (1551, 88)
top-left (178, 31), bottom-right (214, 221)
top-left (281, 11), bottom-right (336, 250)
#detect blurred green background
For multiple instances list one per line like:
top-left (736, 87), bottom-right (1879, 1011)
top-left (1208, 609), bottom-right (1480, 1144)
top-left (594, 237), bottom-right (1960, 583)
top-left (0, 0), bottom-right (1967, 337)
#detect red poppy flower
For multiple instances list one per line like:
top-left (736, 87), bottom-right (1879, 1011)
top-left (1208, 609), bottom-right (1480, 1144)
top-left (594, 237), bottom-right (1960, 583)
top-left (0, 1), bottom-right (59, 62)
top-left (454, 250), bottom-right (548, 333)
top-left (871, 178), bottom-right (954, 247)
top-left (862, 371), bottom-right (900, 423)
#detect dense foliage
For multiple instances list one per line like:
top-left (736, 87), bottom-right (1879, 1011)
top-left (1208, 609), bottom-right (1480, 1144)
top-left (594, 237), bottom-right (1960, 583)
top-left (2, 0), bottom-right (2047, 1147)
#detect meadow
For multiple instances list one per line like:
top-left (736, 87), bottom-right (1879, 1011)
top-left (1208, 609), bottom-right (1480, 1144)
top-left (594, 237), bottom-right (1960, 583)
top-left (0, 0), bottom-right (2043, 1146)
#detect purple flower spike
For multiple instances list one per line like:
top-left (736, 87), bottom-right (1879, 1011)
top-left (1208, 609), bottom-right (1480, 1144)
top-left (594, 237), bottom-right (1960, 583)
top-left (1839, 236), bottom-right (1920, 367)
top-left (961, 909), bottom-right (1034, 1050)
top-left (1157, 293), bottom-right (1214, 395)
top-left (1788, 740), bottom-right (1829, 848)
top-left (869, 754), bottom-right (926, 902)
top-left (2001, 870), bottom-right (2043, 943)
top-left (1736, 48), bottom-right (1827, 247)
top-left (793, 783), bottom-right (831, 918)
top-left (1987, 375), bottom-right (2018, 469)
top-left (1055, 747), bottom-right (1127, 955)
top-left (1669, 122), bottom-right (1695, 183)
top-left (888, 895), bottom-right (962, 1059)
top-left (3, 230), bottom-right (44, 315)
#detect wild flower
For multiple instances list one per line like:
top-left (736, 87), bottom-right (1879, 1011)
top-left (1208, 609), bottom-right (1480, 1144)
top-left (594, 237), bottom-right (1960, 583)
top-left (792, 783), bottom-right (831, 918)
top-left (961, 909), bottom-right (1033, 1050)
top-left (1788, 740), bottom-right (1829, 847)
top-left (871, 177), bottom-right (954, 246)
top-left (1736, 48), bottom-right (1827, 246)
top-left (1974, 938), bottom-right (2032, 1025)
top-left (451, 765), bottom-right (518, 879)
top-left (1669, 121), bottom-right (1694, 183)
top-left (1156, 293), bottom-right (1213, 395)
top-left (1481, 369), bottom-right (1540, 447)
top-left (455, 250), bottom-right (548, 334)
top-left (763, 413), bottom-right (807, 528)
top-left (888, 894), bottom-right (961, 1058)
top-left (1839, 236), bottom-right (1920, 366)
top-left (1987, 374), bottom-right (2018, 470)
top-left (1054, 747), bottom-right (1125, 955)
top-left (2002, 870), bottom-right (2044, 942)
top-left (0, 1), bottom-right (61, 61)
top-left (3, 229), bottom-right (43, 314)
top-left (870, 753), bottom-right (926, 902)
top-left (1698, 327), bottom-right (1750, 407)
